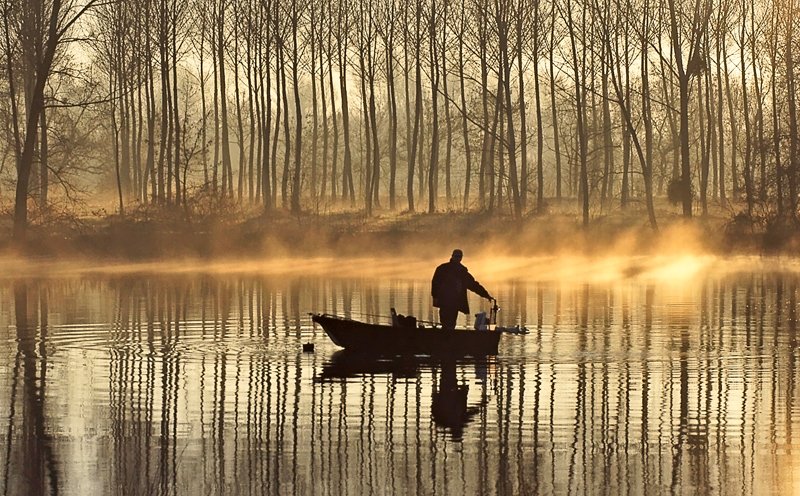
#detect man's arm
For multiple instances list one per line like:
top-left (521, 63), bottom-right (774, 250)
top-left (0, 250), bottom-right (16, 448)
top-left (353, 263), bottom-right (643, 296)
top-left (465, 271), bottom-right (492, 300)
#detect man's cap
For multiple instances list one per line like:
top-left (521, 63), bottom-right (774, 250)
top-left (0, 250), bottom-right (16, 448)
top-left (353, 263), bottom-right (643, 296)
top-left (451, 249), bottom-right (463, 259)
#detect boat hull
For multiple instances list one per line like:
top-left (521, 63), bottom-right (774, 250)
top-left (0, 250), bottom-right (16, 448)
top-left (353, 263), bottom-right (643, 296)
top-left (311, 314), bottom-right (501, 356)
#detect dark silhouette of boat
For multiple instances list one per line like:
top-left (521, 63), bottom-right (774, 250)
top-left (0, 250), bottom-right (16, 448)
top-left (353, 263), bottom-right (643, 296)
top-left (310, 312), bottom-right (501, 356)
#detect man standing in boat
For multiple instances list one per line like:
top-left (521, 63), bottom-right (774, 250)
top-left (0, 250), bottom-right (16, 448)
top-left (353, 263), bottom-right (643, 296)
top-left (431, 249), bottom-right (493, 329)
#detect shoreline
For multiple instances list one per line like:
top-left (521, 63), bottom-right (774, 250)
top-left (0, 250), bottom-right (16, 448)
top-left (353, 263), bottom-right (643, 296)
top-left (0, 204), bottom-right (797, 261)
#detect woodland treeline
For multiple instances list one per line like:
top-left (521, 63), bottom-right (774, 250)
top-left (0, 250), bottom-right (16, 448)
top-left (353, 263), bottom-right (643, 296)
top-left (2, 0), bottom-right (799, 244)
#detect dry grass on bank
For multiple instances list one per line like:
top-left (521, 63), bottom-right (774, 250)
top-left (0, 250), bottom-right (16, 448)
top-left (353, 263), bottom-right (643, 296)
top-left (0, 197), bottom-right (799, 260)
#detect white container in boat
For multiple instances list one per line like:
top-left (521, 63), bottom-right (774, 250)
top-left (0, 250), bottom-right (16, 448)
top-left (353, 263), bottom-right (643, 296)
top-left (474, 311), bottom-right (488, 330)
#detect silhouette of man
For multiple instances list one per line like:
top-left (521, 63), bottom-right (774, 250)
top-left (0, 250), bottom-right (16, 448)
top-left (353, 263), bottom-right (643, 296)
top-left (431, 249), bottom-right (493, 329)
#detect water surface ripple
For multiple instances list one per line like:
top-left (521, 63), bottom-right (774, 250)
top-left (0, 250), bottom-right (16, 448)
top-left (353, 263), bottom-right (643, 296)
top-left (0, 265), bottom-right (798, 495)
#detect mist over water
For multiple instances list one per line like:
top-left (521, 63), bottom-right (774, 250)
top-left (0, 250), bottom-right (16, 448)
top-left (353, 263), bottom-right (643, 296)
top-left (1, 256), bottom-right (799, 495)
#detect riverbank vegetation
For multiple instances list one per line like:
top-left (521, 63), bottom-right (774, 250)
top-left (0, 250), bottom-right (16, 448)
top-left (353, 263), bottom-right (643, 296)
top-left (3, 0), bottom-right (800, 259)
top-left (0, 193), bottom-right (793, 260)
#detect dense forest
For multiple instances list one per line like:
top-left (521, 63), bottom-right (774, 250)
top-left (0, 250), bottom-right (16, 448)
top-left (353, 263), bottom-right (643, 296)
top-left (1, 0), bottom-right (798, 253)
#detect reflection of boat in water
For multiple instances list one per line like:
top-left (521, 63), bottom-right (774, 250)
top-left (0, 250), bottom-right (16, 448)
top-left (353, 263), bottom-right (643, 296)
top-left (314, 350), bottom-right (422, 382)
top-left (314, 350), bottom-right (490, 440)
top-left (310, 313), bottom-right (501, 357)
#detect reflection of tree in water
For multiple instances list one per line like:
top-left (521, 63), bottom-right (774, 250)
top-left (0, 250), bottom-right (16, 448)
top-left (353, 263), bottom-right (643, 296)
top-left (2, 282), bottom-right (59, 495)
top-left (3, 273), bottom-right (800, 494)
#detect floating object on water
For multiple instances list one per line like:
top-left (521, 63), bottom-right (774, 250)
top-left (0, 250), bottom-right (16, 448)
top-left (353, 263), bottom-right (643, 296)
top-left (496, 325), bottom-right (529, 335)
top-left (303, 342), bottom-right (315, 353)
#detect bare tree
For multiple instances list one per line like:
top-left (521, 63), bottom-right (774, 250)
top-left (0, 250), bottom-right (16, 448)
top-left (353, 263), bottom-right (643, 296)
top-left (665, 0), bottom-right (712, 217)
top-left (8, 0), bottom-right (100, 244)
top-left (564, 0), bottom-right (589, 226)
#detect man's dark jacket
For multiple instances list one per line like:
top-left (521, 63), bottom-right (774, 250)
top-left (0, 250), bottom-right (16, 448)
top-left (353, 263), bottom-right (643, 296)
top-left (431, 261), bottom-right (490, 314)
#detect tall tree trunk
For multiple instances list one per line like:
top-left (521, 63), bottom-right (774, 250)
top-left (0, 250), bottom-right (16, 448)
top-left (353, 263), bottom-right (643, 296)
top-left (219, 0), bottom-right (234, 197)
top-left (271, 22), bottom-right (282, 208)
top-left (498, 4), bottom-right (522, 223)
top-left (234, 8), bottom-right (245, 201)
top-left (172, 2), bottom-right (181, 207)
top-left (771, 8), bottom-right (782, 214)
top-left (310, 1), bottom-right (319, 205)
top-left (702, 51), bottom-right (714, 215)
top-left (641, 0), bottom-right (654, 224)
top-left (367, 12), bottom-right (380, 211)
top-left (280, 43), bottom-right (292, 209)
top-left (135, 62), bottom-right (144, 201)
top-left (403, 0), bottom-right (413, 211)
top-left (337, 5), bottom-right (355, 206)
top-left (659, 36), bottom-right (679, 191)
top-left (517, 0), bottom-right (529, 211)
top-left (320, 17), bottom-right (329, 203)
top-left (328, 20), bottom-right (339, 202)
top-left (740, 4), bottom-right (753, 216)
top-left (567, 0), bottom-right (589, 226)
top-left (291, 0), bottom-right (303, 215)
top-left (359, 33), bottom-right (373, 215)
top-left (478, 3), bottom-right (490, 209)
top-left (262, 1), bottom-right (274, 210)
top-left (119, 57), bottom-right (130, 200)
top-left (487, 78), bottom-right (502, 212)
top-left (666, 0), bottom-right (694, 217)
top-left (158, 2), bottom-right (169, 203)
top-left (496, 94), bottom-right (504, 213)
top-left (788, 0), bottom-right (798, 212)
top-left (246, 16), bottom-right (256, 202)
top-left (39, 106), bottom-right (48, 206)
top-left (212, 6), bottom-right (221, 193)
top-left (164, 40), bottom-right (173, 204)
top-left (111, 74), bottom-right (123, 217)
top-left (146, 12), bottom-right (157, 202)
top-left (200, 14), bottom-right (209, 188)
top-left (601, 44), bottom-right (612, 203)
top-left (699, 66), bottom-right (708, 214)
top-left (715, 16), bottom-right (726, 202)
top-left (459, 6), bottom-right (472, 210)
top-left (419, 103), bottom-right (427, 203)
top-left (621, 40), bottom-right (631, 208)
top-left (407, 0), bottom-right (423, 213)
top-left (723, 34), bottom-right (739, 199)
top-left (428, 0), bottom-right (440, 214)
top-left (532, 5), bottom-right (544, 213)
top-left (750, 0), bottom-right (765, 202)
top-left (387, 17), bottom-right (398, 210)
top-left (254, 31), bottom-right (263, 202)
top-left (549, 0), bottom-right (562, 200)
top-left (442, 13), bottom-right (453, 207)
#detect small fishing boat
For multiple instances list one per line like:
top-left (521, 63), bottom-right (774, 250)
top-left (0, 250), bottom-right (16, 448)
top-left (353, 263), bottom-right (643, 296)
top-left (311, 306), bottom-right (502, 357)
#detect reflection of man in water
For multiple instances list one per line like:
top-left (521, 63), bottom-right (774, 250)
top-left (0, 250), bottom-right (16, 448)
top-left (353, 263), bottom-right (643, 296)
top-left (431, 249), bottom-right (493, 329)
top-left (431, 359), bottom-right (486, 441)
top-left (431, 359), bottom-right (467, 438)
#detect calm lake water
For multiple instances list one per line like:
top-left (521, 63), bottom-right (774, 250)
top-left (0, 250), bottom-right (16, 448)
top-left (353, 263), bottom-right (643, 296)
top-left (1, 256), bottom-right (800, 495)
